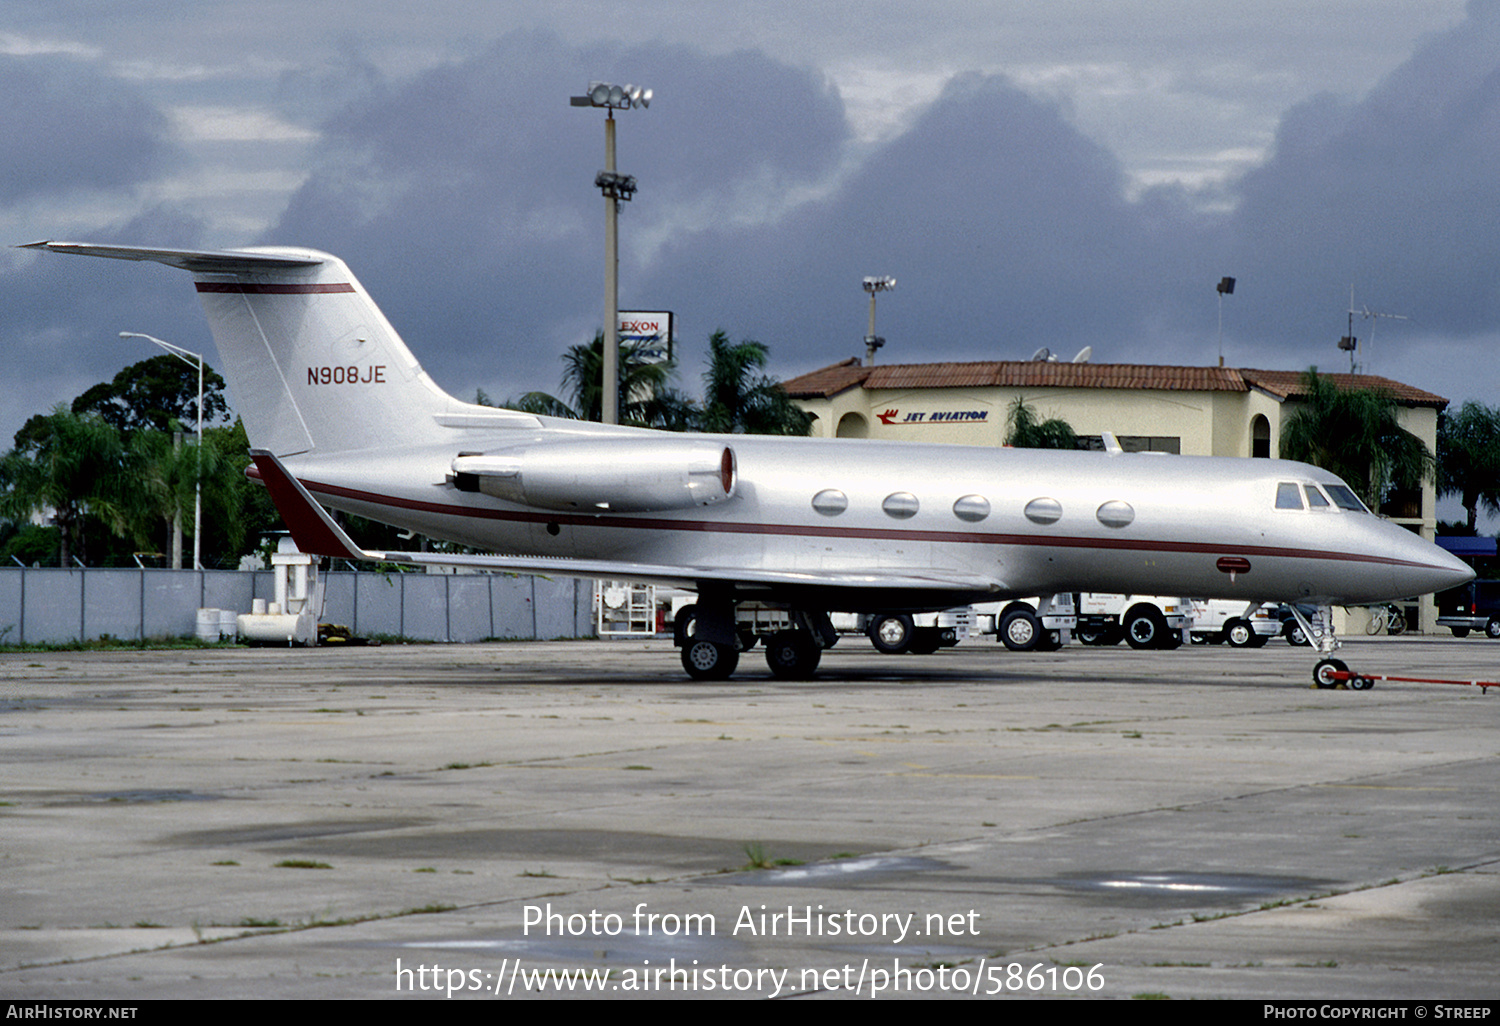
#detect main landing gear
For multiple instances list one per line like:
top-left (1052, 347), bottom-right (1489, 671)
top-left (1287, 604), bottom-right (1374, 691)
top-left (674, 602), bottom-right (834, 681)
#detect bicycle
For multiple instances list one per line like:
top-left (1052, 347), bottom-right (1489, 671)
top-left (1364, 603), bottom-right (1407, 636)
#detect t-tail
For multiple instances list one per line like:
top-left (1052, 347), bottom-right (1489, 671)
top-left (23, 242), bottom-right (483, 457)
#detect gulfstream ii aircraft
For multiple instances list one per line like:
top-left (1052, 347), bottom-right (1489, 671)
top-left (27, 241), bottom-right (1474, 684)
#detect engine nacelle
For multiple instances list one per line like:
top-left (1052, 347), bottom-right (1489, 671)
top-left (452, 439), bottom-right (737, 513)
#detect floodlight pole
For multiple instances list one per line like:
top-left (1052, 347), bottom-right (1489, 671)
top-left (573, 82), bottom-right (648, 425)
top-left (1216, 276), bottom-right (1235, 368)
top-left (603, 111), bottom-right (620, 425)
top-left (862, 276), bottom-right (895, 366)
top-left (121, 331), bottom-right (203, 571)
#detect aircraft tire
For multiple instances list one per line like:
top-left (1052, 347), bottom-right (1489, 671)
top-left (672, 603), bottom-right (698, 647)
top-left (908, 627), bottom-right (943, 655)
top-left (1000, 610), bottom-right (1042, 651)
top-left (868, 614), bottom-right (913, 654)
top-left (1076, 626), bottom-right (1108, 646)
top-left (682, 639), bottom-right (738, 681)
top-left (1123, 607), bottom-right (1166, 650)
top-left (1224, 619), bottom-right (1256, 648)
top-left (1313, 657), bottom-right (1348, 689)
top-left (765, 631), bottom-right (821, 679)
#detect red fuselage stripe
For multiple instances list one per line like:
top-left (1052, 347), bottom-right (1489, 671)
top-left (285, 475), bottom-right (1437, 572)
top-left (195, 282), bottom-right (356, 294)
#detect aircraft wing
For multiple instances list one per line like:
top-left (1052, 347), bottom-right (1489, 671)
top-left (250, 450), bottom-right (1005, 594)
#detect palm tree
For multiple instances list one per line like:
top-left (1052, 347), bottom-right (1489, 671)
top-left (698, 330), bottom-right (811, 436)
top-left (1004, 398), bottom-right (1077, 449)
top-left (1279, 370), bottom-right (1433, 511)
top-left (1438, 401), bottom-right (1500, 533)
top-left (0, 406), bottom-right (134, 566)
top-left (127, 426), bottom-right (248, 568)
top-left (511, 332), bottom-right (696, 428)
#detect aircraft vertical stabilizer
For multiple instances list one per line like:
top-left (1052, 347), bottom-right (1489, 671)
top-left (22, 242), bottom-right (466, 457)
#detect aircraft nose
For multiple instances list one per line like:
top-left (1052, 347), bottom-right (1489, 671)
top-left (1392, 532), bottom-right (1474, 597)
top-left (1432, 545), bottom-right (1477, 592)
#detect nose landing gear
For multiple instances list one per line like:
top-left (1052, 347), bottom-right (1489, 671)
top-left (1286, 605), bottom-right (1368, 691)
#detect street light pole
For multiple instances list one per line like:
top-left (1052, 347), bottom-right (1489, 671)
top-left (572, 81), bottom-right (649, 425)
top-left (121, 332), bottom-right (204, 571)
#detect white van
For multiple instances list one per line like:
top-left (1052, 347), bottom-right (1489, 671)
top-left (1188, 600), bottom-right (1282, 647)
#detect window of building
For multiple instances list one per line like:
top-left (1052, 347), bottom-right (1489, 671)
top-left (1078, 435), bottom-right (1181, 454)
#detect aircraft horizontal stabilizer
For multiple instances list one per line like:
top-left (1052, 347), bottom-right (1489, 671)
top-left (20, 241), bottom-right (323, 272)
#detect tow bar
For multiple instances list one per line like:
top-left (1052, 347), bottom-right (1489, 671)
top-left (1323, 669), bottom-right (1497, 694)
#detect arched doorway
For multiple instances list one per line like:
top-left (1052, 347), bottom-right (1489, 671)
top-left (1251, 414), bottom-right (1271, 458)
top-left (836, 412), bottom-right (868, 439)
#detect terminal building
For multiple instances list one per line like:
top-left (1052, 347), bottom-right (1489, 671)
top-left (783, 357), bottom-right (1448, 632)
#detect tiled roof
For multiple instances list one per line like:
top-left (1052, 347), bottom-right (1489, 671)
top-left (1238, 369), bottom-right (1448, 408)
top-left (782, 358), bottom-right (1449, 408)
top-left (779, 357), bottom-right (871, 398)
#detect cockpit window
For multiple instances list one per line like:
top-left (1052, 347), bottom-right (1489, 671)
top-left (1324, 484), bottom-right (1368, 512)
top-left (1275, 482), bottom-right (1303, 509)
top-left (1304, 485), bottom-right (1330, 509)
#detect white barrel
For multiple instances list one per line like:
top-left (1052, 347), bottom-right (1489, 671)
top-left (218, 609), bottom-right (238, 639)
top-left (195, 608), bottom-right (220, 642)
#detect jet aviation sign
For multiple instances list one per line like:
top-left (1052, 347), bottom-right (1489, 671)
top-left (876, 408), bottom-right (990, 426)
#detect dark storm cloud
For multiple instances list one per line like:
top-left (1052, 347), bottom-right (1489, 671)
top-left (1221, 0), bottom-right (1500, 346)
top-left (7, 2), bottom-right (1499, 449)
top-left (641, 72), bottom-right (1200, 372)
top-left (3, 207), bottom-right (211, 446)
top-left (0, 56), bottom-right (174, 203)
top-left (262, 31), bottom-right (849, 401)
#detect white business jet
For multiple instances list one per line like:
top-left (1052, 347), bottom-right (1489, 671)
top-left (24, 242), bottom-right (1473, 684)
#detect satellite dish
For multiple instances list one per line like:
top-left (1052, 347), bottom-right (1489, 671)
top-left (1031, 347), bottom-right (1052, 362)
top-left (1072, 346), bottom-right (1092, 363)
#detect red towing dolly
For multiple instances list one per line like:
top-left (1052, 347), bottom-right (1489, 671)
top-left (1314, 660), bottom-right (1498, 694)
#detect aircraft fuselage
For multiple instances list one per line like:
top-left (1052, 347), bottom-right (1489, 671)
top-left (281, 425), bottom-right (1460, 613)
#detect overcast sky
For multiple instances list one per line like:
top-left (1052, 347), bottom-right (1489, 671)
top-left (3, 0), bottom-right (1494, 465)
